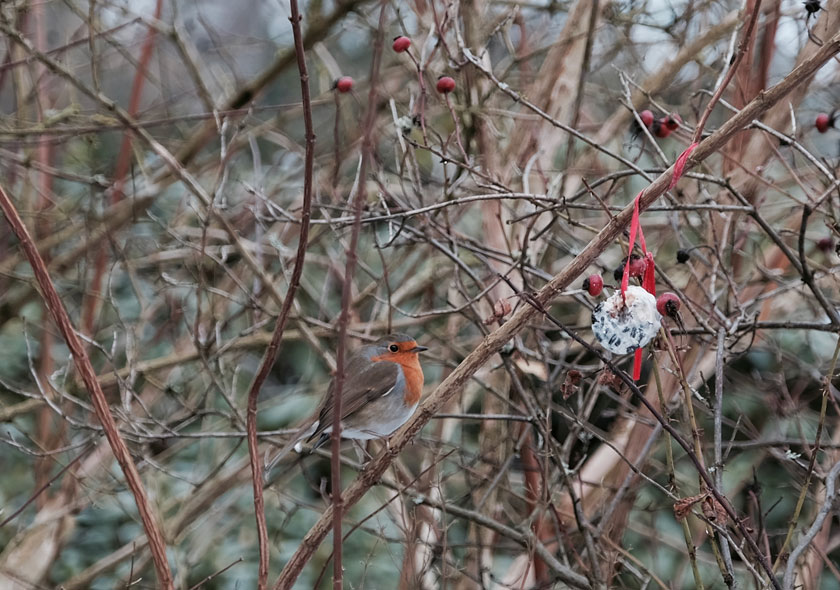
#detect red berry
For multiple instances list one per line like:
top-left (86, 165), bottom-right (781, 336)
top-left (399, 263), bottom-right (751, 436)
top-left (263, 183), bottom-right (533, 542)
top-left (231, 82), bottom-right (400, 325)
top-left (664, 112), bottom-right (682, 130)
top-left (392, 36), bottom-right (411, 52)
top-left (436, 76), bottom-right (456, 94)
top-left (816, 113), bottom-right (831, 133)
top-left (639, 110), bottom-right (654, 129)
top-left (817, 237), bottom-right (834, 252)
top-left (653, 119), bottom-right (671, 138)
top-left (583, 274), bottom-right (604, 296)
top-left (628, 256), bottom-right (647, 277)
top-left (335, 76), bottom-right (354, 93)
top-left (656, 293), bottom-right (681, 318)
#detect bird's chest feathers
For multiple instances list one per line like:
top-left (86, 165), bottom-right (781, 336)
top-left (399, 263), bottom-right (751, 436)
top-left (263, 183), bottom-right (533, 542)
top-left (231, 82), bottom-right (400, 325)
top-left (372, 352), bottom-right (424, 406)
top-left (400, 362), bottom-right (424, 405)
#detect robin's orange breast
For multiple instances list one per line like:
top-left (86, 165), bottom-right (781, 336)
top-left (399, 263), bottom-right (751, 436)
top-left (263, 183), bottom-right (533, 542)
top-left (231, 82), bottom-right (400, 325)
top-left (371, 351), bottom-right (424, 406)
top-left (399, 361), bottom-right (424, 406)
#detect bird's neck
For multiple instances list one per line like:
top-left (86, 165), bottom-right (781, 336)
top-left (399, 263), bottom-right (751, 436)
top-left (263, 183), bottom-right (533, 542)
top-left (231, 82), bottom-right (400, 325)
top-left (400, 358), bottom-right (424, 406)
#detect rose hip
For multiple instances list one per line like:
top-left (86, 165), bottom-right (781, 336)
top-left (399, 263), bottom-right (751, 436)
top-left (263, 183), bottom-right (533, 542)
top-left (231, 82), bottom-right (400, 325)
top-left (583, 274), bottom-right (604, 296)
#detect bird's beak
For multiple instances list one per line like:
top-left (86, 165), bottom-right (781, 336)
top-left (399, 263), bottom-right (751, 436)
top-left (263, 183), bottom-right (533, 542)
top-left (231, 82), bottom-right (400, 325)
top-left (411, 345), bottom-right (428, 353)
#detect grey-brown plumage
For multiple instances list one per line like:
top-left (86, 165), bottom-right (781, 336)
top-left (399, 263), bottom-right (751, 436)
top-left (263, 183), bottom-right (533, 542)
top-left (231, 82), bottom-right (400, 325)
top-left (264, 334), bottom-right (426, 478)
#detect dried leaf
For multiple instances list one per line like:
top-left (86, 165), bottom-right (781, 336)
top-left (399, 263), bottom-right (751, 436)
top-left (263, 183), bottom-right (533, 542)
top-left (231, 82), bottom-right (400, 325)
top-left (598, 370), bottom-right (625, 392)
top-left (673, 493), bottom-right (706, 520)
top-left (483, 298), bottom-right (512, 325)
top-left (561, 369), bottom-right (582, 399)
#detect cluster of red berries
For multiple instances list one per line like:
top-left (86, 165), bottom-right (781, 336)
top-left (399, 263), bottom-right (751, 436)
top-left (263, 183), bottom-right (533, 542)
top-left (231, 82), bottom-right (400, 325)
top-left (815, 111), bottom-right (836, 133)
top-left (636, 110), bottom-right (681, 138)
top-left (335, 35), bottom-right (456, 96)
top-left (583, 271), bottom-right (681, 319)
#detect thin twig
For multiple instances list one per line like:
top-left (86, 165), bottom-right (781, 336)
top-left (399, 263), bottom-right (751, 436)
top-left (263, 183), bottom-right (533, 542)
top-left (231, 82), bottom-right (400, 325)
top-left (0, 444), bottom-right (91, 528)
top-left (692, 0), bottom-right (762, 143)
top-left (714, 329), bottom-right (736, 586)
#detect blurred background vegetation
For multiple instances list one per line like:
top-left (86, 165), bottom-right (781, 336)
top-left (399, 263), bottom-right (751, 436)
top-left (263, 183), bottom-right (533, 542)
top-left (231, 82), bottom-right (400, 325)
top-left (1, 0), bottom-right (840, 588)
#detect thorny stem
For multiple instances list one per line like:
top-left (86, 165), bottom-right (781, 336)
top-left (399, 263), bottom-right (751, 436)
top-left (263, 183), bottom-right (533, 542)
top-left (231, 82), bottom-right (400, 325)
top-left (244, 1), bottom-right (317, 588)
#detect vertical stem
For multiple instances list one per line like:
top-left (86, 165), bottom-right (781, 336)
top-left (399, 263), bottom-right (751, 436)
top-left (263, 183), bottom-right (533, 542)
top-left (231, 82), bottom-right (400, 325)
top-left (329, 3), bottom-right (388, 589)
top-left (32, 0), bottom-right (58, 504)
top-left (714, 329), bottom-right (736, 585)
top-left (244, 1), bottom-right (317, 588)
top-left (662, 328), bottom-right (706, 468)
top-left (80, 0), bottom-right (163, 337)
top-left (652, 357), bottom-right (704, 590)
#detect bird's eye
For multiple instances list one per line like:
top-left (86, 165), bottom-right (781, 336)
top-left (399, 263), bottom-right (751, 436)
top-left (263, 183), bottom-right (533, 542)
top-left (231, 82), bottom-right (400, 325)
top-left (389, 344), bottom-right (399, 352)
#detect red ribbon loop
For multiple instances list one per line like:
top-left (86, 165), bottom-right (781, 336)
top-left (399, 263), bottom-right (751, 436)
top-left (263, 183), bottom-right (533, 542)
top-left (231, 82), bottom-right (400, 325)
top-left (621, 142), bottom-right (697, 380)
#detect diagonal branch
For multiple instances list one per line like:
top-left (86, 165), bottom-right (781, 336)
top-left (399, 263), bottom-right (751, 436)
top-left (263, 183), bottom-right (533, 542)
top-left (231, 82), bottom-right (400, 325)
top-left (0, 182), bottom-right (174, 589)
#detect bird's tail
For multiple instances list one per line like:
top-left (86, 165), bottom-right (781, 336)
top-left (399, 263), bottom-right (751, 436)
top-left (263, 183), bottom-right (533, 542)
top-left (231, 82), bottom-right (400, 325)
top-left (263, 421), bottom-right (317, 482)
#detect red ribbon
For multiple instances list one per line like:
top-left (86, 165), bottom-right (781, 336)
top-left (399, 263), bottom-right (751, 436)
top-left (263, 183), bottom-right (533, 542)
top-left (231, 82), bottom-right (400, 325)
top-left (620, 142), bottom-right (698, 380)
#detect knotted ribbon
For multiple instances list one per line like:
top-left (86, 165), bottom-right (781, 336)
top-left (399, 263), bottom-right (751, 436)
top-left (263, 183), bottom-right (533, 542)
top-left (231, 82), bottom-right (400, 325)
top-left (621, 142), bottom-right (698, 380)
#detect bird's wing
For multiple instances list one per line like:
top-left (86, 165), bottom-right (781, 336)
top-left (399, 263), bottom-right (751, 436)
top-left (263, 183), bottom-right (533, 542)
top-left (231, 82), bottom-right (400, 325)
top-left (310, 355), bottom-right (400, 440)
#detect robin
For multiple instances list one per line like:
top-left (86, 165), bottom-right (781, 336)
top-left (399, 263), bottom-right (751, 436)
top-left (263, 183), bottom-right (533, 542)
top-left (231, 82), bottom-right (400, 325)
top-left (265, 333), bottom-right (427, 475)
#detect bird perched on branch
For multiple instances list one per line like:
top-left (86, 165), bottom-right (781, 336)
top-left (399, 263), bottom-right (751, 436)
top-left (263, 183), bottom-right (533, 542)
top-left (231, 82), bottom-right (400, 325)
top-left (264, 333), bottom-right (427, 477)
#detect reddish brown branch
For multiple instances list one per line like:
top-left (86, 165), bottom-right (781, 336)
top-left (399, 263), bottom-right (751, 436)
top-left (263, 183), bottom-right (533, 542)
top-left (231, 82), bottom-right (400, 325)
top-left (520, 429), bottom-right (549, 583)
top-left (0, 182), bottom-right (174, 588)
top-left (324, 4), bottom-right (389, 590)
top-left (693, 0), bottom-right (762, 143)
top-left (244, 0), bottom-right (318, 588)
top-left (81, 0), bottom-right (163, 337)
top-left (32, 0), bottom-right (58, 506)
